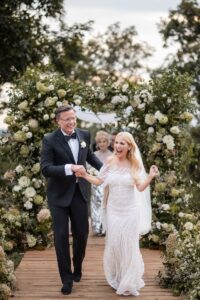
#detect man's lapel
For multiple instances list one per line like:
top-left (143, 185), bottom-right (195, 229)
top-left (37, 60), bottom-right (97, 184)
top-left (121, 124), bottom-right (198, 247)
top-left (76, 129), bottom-right (84, 163)
top-left (56, 129), bottom-right (76, 164)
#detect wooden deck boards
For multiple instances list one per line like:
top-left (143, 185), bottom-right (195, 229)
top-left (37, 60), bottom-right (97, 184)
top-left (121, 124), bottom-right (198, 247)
top-left (12, 236), bottom-right (181, 300)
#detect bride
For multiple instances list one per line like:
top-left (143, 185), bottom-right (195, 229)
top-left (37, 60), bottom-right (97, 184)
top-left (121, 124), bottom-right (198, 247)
top-left (76, 132), bottom-right (159, 296)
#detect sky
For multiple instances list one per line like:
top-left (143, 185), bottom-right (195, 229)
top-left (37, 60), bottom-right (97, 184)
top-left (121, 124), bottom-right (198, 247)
top-left (64, 0), bottom-right (182, 70)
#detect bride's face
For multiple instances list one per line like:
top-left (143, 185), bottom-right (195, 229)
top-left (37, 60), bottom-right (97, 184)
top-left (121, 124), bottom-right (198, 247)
top-left (114, 136), bottom-right (130, 159)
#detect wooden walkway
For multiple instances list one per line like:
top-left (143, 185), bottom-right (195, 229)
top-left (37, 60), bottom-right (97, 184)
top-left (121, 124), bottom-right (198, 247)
top-left (13, 235), bottom-right (182, 300)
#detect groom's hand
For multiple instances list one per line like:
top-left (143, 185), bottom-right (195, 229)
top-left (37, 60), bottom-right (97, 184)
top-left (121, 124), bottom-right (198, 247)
top-left (71, 165), bottom-right (86, 176)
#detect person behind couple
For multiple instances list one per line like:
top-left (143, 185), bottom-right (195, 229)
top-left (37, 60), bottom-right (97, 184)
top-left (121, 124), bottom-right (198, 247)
top-left (76, 131), bottom-right (159, 296)
top-left (40, 105), bottom-right (102, 295)
top-left (90, 130), bottom-right (112, 235)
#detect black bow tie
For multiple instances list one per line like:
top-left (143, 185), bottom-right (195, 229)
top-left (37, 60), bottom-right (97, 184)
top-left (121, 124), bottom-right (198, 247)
top-left (64, 132), bottom-right (77, 142)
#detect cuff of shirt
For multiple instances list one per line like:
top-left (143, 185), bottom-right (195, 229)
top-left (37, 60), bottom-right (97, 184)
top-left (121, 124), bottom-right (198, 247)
top-left (64, 164), bottom-right (73, 176)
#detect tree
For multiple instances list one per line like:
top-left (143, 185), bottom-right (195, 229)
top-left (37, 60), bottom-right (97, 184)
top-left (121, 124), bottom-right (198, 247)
top-left (0, 0), bottom-right (64, 84)
top-left (158, 0), bottom-right (200, 103)
top-left (75, 23), bottom-right (153, 82)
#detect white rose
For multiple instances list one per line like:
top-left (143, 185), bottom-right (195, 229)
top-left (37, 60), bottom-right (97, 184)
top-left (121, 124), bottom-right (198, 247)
top-left (15, 165), bottom-right (24, 173)
top-left (161, 204), bottom-right (170, 211)
top-left (13, 185), bottom-right (22, 192)
top-left (18, 176), bottom-right (30, 187)
top-left (81, 141), bottom-right (86, 148)
top-left (24, 187), bottom-right (36, 198)
top-left (28, 119), bottom-right (39, 129)
top-left (163, 135), bottom-right (175, 150)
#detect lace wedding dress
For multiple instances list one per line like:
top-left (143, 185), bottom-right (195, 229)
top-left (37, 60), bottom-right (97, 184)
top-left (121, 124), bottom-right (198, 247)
top-left (99, 164), bottom-right (145, 296)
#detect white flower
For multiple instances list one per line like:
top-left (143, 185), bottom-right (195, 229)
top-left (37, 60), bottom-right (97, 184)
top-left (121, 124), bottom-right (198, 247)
top-left (155, 110), bottom-right (162, 119)
top-left (170, 126), bottom-right (180, 135)
top-left (44, 97), bottom-right (56, 107)
top-left (50, 113), bottom-right (55, 119)
top-left (24, 187), bottom-right (36, 198)
top-left (15, 164), bottom-right (24, 173)
top-left (22, 126), bottom-right (29, 132)
top-left (18, 176), bottom-right (30, 187)
top-left (178, 212), bottom-right (184, 218)
top-left (13, 185), bottom-right (22, 192)
top-left (26, 233), bottom-right (37, 247)
top-left (37, 208), bottom-right (51, 223)
top-left (122, 83), bottom-right (129, 92)
top-left (145, 114), bottom-right (156, 125)
top-left (161, 204), bottom-right (170, 211)
top-left (26, 132), bottom-right (32, 139)
top-left (56, 101), bottom-right (63, 107)
top-left (24, 200), bottom-right (33, 210)
top-left (74, 99), bottom-right (81, 105)
top-left (43, 114), bottom-right (49, 120)
top-left (156, 222), bottom-right (161, 229)
top-left (18, 100), bottom-right (28, 111)
top-left (80, 141), bottom-right (86, 148)
top-left (138, 103), bottom-right (146, 110)
top-left (163, 135), bottom-right (175, 150)
top-left (28, 119), bottom-right (39, 129)
top-left (131, 95), bottom-right (141, 108)
top-left (147, 127), bottom-right (154, 134)
top-left (184, 222), bottom-right (194, 231)
top-left (111, 94), bottom-right (128, 104)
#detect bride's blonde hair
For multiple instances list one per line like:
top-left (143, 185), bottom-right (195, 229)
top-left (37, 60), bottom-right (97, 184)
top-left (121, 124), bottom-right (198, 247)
top-left (116, 132), bottom-right (141, 179)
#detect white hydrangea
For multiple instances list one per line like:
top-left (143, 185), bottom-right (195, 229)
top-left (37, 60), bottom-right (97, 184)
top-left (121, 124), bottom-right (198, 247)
top-left (15, 164), bottom-right (24, 173)
top-left (147, 127), bottom-right (154, 134)
top-left (13, 185), bottom-right (22, 192)
top-left (111, 94), bottom-right (128, 104)
top-left (184, 222), bottom-right (194, 231)
top-left (24, 200), bottom-right (33, 210)
top-left (26, 132), bottom-right (32, 139)
top-left (131, 95), bottom-right (141, 108)
top-left (162, 135), bottom-right (175, 150)
top-left (145, 114), bottom-right (156, 125)
top-left (161, 204), bottom-right (170, 211)
top-left (170, 126), bottom-right (180, 135)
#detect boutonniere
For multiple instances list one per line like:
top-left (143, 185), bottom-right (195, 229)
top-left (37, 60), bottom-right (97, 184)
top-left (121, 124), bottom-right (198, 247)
top-left (80, 141), bottom-right (86, 148)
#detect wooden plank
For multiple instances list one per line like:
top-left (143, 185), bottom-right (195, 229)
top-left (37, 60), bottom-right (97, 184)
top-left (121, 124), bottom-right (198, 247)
top-left (12, 235), bottom-right (182, 300)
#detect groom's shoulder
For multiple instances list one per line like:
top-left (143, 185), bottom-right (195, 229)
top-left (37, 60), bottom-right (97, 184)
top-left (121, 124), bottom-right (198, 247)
top-left (76, 128), bottom-right (90, 136)
top-left (43, 129), bottom-right (59, 141)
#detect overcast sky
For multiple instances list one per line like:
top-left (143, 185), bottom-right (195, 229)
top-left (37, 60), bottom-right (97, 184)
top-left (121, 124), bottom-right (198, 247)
top-left (64, 0), bottom-right (182, 69)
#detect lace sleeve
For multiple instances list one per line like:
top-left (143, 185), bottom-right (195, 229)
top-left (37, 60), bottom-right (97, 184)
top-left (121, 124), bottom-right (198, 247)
top-left (97, 163), bottom-right (110, 183)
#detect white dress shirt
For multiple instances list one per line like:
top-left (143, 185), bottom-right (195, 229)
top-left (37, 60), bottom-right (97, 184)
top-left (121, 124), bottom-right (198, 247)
top-left (61, 129), bottom-right (79, 176)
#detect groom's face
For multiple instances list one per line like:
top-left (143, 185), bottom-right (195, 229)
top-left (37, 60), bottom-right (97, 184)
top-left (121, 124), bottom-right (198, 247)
top-left (57, 109), bottom-right (77, 135)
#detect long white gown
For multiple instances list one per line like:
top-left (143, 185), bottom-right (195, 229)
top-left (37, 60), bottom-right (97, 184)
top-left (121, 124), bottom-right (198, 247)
top-left (99, 164), bottom-right (145, 296)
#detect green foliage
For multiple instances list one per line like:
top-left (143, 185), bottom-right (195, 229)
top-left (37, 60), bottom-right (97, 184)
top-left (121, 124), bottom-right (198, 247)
top-left (0, 0), bottom-right (64, 83)
top-left (158, 0), bottom-right (200, 103)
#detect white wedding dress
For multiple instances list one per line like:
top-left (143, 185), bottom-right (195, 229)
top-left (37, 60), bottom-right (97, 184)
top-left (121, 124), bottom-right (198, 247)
top-left (99, 164), bottom-right (145, 296)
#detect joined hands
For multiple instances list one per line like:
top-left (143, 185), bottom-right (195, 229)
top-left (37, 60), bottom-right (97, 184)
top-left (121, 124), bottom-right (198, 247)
top-left (71, 165), bottom-right (86, 177)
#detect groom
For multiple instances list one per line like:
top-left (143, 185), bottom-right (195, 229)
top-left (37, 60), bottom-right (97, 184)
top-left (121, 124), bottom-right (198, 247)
top-left (40, 105), bottom-right (102, 295)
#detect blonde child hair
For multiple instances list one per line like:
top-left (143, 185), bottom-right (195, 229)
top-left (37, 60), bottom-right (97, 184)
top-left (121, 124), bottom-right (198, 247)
top-left (95, 130), bottom-right (110, 143)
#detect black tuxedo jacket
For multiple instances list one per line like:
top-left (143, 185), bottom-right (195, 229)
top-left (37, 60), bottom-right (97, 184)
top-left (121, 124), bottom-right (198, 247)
top-left (40, 128), bottom-right (102, 207)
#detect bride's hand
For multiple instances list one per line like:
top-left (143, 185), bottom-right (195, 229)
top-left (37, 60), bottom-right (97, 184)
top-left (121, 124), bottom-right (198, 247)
top-left (149, 165), bottom-right (159, 178)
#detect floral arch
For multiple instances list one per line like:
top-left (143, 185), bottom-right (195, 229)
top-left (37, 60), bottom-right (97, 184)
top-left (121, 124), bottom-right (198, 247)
top-left (1, 68), bottom-right (194, 251)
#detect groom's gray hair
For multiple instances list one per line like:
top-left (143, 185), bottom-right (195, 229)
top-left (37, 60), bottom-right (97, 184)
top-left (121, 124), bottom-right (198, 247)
top-left (55, 105), bottom-right (76, 120)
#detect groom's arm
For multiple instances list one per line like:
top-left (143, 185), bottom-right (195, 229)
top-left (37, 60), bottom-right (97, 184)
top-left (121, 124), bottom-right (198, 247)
top-left (40, 136), bottom-right (67, 177)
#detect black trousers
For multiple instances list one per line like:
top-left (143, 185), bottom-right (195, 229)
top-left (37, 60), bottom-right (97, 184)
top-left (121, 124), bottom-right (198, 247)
top-left (50, 185), bottom-right (89, 284)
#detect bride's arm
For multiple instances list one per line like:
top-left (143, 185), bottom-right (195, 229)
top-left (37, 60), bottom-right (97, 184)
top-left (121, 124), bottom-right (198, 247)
top-left (76, 170), bottom-right (103, 186)
top-left (135, 165), bottom-right (159, 192)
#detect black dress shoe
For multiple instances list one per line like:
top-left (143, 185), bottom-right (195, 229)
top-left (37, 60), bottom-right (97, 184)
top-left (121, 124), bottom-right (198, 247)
top-left (61, 282), bottom-right (73, 295)
top-left (73, 273), bottom-right (82, 282)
